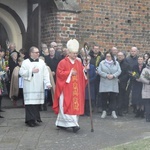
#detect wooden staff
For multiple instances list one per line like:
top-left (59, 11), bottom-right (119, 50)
top-left (84, 42), bottom-right (94, 132)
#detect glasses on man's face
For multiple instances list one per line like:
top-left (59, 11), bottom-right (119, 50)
top-left (106, 55), bottom-right (111, 57)
top-left (32, 52), bottom-right (39, 54)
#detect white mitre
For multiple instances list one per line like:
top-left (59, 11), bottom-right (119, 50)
top-left (67, 39), bottom-right (79, 53)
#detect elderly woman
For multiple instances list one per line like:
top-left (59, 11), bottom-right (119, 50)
top-left (139, 57), bottom-right (150, 122)
top-left (97, 51), bottom-right (121, 119)
top-left (9, 52), bottom-right (18, 79)
top-left (9, 57), bottom-right (24, 107)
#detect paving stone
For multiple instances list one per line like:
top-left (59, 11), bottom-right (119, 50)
top-left (0, 97), bottom-right (150, 150)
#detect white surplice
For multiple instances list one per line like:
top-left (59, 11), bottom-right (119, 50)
top-left (19, 59), bottom-right (51, 105)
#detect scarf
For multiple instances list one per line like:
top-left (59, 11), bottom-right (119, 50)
top-left (105, 59), bottom-right (114, 67)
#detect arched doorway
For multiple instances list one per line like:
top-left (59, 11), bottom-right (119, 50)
top-left (0, 23), bottom-right (8, 50)
top-left (0, 4), bottom-right (25, 51)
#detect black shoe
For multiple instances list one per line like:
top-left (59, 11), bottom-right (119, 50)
top-left (26, 122), bottom-right (35, 127)
top-left (37, 119), bottom-right (42, 123)
top-left (135, 110), bottom-right (140, 118)
top-left (72, 126), bottom-right (80, 133)
top-left (57, 126), bottom-right (67, 130)
top-left (33, 122), bottom-right (39, 126)
top-left (0, 110), bottom-right (5, 112)
top-left (0, 116), bottom-right (4, 118)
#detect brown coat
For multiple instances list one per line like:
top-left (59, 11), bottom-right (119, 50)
top-left (9, 66), bottom-right (20, 100)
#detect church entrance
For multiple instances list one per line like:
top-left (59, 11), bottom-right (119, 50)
top-left (0, 3), bottom-right (25, 51)
top-left (0, 23), bottom-right (8, 50)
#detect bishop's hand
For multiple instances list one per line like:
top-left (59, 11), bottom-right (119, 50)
top-left (71, 68), bottom-right (77, 76)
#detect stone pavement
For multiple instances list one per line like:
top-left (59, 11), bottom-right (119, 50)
top-left (0, 97), bottom-right (150, 150)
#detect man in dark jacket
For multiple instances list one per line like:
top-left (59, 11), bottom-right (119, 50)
top-left (89, 44), bottom-right (104, 111)
top-left (125, 47), bottom-right (138, 113)
top-left (125, 47), bottom-right (138, 71)
top-left (117, 52), bottom-right (130, 116)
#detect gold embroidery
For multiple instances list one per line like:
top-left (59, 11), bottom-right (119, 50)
top-left (73, 82), bottom-right (78, 90)
top-left (72, 76), bottom-right (77, 81)
top-left (72, 72), bottom-right (79, 110)
top-left (73, 89), bottom-right (78, 96)
top-left (73, 97), bottom-right (79, 110)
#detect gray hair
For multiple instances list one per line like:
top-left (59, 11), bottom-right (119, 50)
top-left (29, 46), bottom-right (38, 54)
top-left (10, 52), bottom-right (17, 58)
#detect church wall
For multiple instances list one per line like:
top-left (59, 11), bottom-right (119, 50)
top-left (42, 0), bottom-right (149, 52)
top-left (78, 0), bottom-right (149, 52)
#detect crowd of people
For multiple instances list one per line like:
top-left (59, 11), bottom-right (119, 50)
top-left (0, 40), bottom-right (150, 133)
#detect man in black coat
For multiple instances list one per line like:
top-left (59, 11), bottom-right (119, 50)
top-left (45, 47), bottom-right (61, 106)
top-left (117, 52), bottom-right (130, 116)
top-left (125, 47), bottom-right (138, 113)
top-left (89, 44), bottom-right (104, 111)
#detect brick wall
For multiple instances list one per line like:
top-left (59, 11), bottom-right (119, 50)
top-left (78, 0), bottom-right (149, 52)
top-left (41, 7), bottom-right (79, 47)
top-left (41, 0), bottom-right (150, 53)
top-left (41, 3), bottom-right (57, 46)
top-left (56, 12), bottom-right (79, 44)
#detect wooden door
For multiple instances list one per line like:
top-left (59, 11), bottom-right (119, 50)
top-left (26, 7), bottom-right (39, 50)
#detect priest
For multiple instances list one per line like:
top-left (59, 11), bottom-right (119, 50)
top-left (53, 39), bottom-right (87, 133)
top-left (19, 46), bottom-right (51, 127)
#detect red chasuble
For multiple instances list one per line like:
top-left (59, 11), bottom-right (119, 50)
top-left (53, 57), bottom-right (87, 115)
